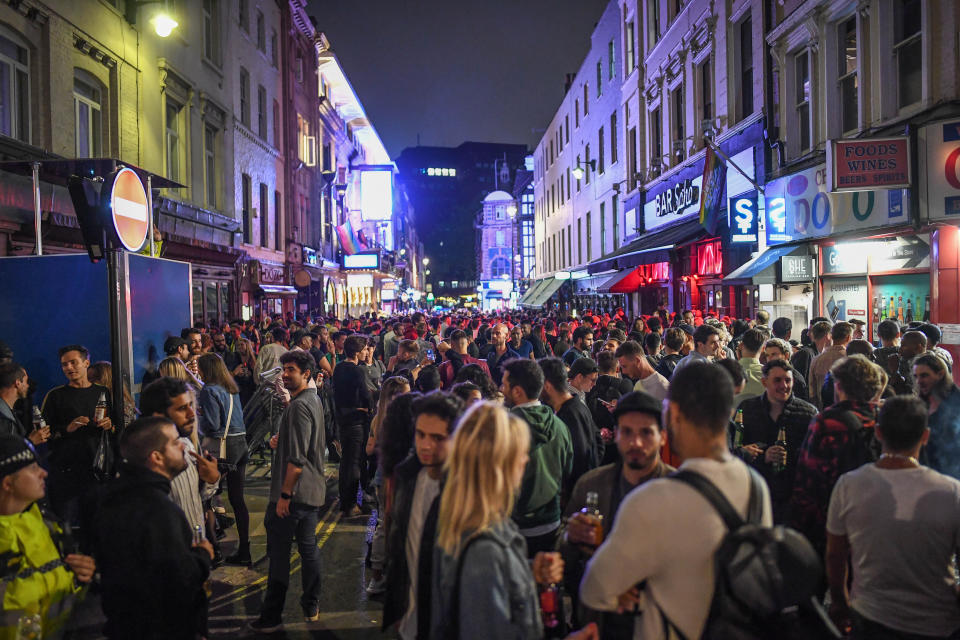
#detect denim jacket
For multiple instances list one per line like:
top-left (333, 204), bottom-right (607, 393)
top-left (197, 384), bottom-right (245, 438)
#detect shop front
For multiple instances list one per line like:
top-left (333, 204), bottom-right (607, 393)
top-left (294, 245), bottom-right (341, 319)
top-left (241, 259), bottom-right (297, 321)
top-left (723, 244), bottom-right (815, 328)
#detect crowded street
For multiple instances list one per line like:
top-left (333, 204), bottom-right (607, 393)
top-left (0, 0), bottom-right (958, 639)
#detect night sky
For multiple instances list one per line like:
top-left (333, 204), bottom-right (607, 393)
top-left (307, 0), bottom-right (610, 158)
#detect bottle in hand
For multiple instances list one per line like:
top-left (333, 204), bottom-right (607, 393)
top-left (581, 491), bottom-right (604, 547)
top-left (94, 392), bottom-right (108, 423)
top-left (773, 427), bottom-right (788, 473)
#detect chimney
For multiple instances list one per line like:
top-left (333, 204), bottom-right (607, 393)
top-left (563, 73), bottom-right (576, 94)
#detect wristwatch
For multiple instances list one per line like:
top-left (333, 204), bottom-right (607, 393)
top-left (280, 492), bottom-right (293, 500)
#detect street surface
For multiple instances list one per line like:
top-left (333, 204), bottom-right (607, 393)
top-left (68, 462), bottom-right (386, 639)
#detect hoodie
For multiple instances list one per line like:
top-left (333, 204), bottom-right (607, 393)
top-left (510, 404), bottom-right (573, 532)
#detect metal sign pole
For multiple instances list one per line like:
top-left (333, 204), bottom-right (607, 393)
top-left (146, 175), bottom-right (155, 257)
top-left (31, 162), bottom-right (42, 256)
top-left (107, 249), bottom-right (125, 431)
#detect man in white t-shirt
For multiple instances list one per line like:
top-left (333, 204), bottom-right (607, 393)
top-left (826, 395), bottom-right (960, 639)
top-left (615, 340), bottom-right (670, 405)
top-left (381, 393), bottom-right (464, 639)
top-left (580, 360), bottom-right (772, 640)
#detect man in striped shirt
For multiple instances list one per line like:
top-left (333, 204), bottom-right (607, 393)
top-left (140, 377), bottom-right (220, 540)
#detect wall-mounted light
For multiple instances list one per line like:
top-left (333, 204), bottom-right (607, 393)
top-left (571, 159), bottom-right (596, 181)
top-left (125, 1), bottom-right (179, 37)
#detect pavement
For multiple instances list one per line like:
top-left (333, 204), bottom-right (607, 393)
top-left (66, 461), bottom-right (387, 639)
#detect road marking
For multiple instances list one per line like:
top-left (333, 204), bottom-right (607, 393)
top-left (209, 500), bottom-right (340, 610)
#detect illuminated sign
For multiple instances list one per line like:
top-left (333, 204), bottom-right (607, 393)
top-left (554, 271), bottom-right (571, 280)
top-left (763, 164), bottom-right (907, 246)
top-left (697, 240), bottom-right (723, 275)
top-left (343, 252), bottom-right (380, 270)
top-left (347, 273), bottom-right (374, 288)
top-left (827, 137), bottom-right (911, 192)
top-left (922, 121), bottom-right (960, 218)
top-left (643, 173), bottom-right (704, 231)
top-left (360, 170), bottom-right (393, 221)
top-left (425, 167), bottom-right (457, 177)
top-left (780, 255), bottom-right (813, 282)
top-left (729, 194), bottom-right (758, 243)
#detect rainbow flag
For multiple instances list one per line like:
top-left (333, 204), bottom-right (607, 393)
top-left (699, 145), bottom-right (726, 236)
top-left (337, 218), bottom-right (362, 255)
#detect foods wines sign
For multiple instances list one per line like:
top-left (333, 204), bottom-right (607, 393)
top-left (826, 137), bottom-right (911, 192)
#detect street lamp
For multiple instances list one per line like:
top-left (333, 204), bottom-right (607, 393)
top-left (125, 1), bottom-right (179, 37)
top-left (506, 203), bottom-right (518, 218)
top-left (571, 159), bottom-right (596, 181)
top-left (422, 257), bottom-right (430, 267)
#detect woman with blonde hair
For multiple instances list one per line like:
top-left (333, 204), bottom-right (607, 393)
top-left (157, 356), bottom-right (203, 390)
top-left (431, 402), bottom-right (597, 640)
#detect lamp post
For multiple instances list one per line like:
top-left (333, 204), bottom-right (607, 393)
top-left (125, 1), bottom-right (179, 36)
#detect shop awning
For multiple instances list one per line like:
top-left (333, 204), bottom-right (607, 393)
top-left (523, 277), bottom-right (566, 308)
top-left (723, 244), bottom-right (805, 285)
top-left (588, 218), bottom-right (708, 274)
top-left (597, 268), bottom-right (645, 294)
top-left (258, 284), bottom-right (299, 297)
top-left (518, 279), bottom-right (548, 306)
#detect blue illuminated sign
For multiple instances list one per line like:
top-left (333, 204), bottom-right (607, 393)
top-left (729, 194), bottom-right (758, 243)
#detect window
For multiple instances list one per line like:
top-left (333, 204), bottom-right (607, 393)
top-left (576, 154), bottom-right (582, 191)
top-left (273, 99), bottom-right (280, 146)
top-left (795, 50), bottom-right (811, 153)
top-left (894, 0), bottom-right (921, 108)
top-left (612, 195), bottom-right (620, 250)
top-left (241, 174), bottom-right (252, 244)
top-left (596, 61), bottom-right (602, 97)
top-left (585, 144), bottom-right (591, 184)
top-left (650, 106), bottom-right (662, 168)
top-left (202, 0), bottom-right (221, 66)
top-left (610, 111), bottom-right (618, 163)
top-left (699, 59), bottom-right (713, 124)
top-left (239, 0), bottom-right (249, 32)
top-left (648, 0), bottom-right (661, 46)
top-left (165, 101), bottom-right (181, 182)
top-left (625, 20), bottom-right (636, 73)
top-left (566, 167), bottom-right (571, 199)
top-left (73, 69), bottom-right (101, 157)
top-left (738, 17), bottom-right (754, 119)
top-left (295, 53), bottom-right (304, 83)
top-left (583, 84), bottom-right (589, 115)
top-left (256, 11), bottom-right (265, 52)
top-left (259, 183), bottom-right (269, 247)
top-left (608, 39), bottom-right (615, 80)
top-left (239, 67), bottom-right (250, 127)
top-left (598, 126), bottom-right (605, 174)
top-left (600, 202), bottom-right (606, 256)
top-left (627, 126), bottom-right (638, 190)
top-left (574, 218), bottom-right (581, 264)
top-left (575, 99), bottom-right (580, 127)
top-left (0, 30), bottom-right (29, 143)
top-left (838, 17), bottom-right (858, 133)
top-left (257, 85), bottom-right (267, 139)
top-left (271, 30), bottom-right (278, 67)
top-left (274, 190), bottom-right (281, 250)
top-left (565, 115), bottom-right (570, 143)
top-left (586, 211), bottom-right (592, 262)
top-left (204, 125), bottom-right (217, 208)
top-left (567, 224), bottom-right (572, 266)
top-left (672, 85), bottom-right (685, 163)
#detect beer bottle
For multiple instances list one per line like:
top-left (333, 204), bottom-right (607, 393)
top-left (734, 408), bottom-right (744, 448)
top-left (888, 297), bottom-right (896, 321)
top-left (773, 427), bottom-right (788, 473)
top-left (905, 297), bottom-right (913, 323)
top-left (581, 491), bottom-right (604, 547)
top-left (897, 296), bottom-right (904, 323)
top-left (31, 407), bottom-right (45, 431)
top-left (539, 583), bottom-right (561, 631)
top-left (94, 392), bottom-right (108, 423)
top-left (924, 294), bottom-right (931, 321)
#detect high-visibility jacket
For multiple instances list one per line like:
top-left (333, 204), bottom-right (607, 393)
top-left (0, 504), bottom-right (80, 639)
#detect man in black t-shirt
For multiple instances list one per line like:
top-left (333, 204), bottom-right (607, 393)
top-left (41, 344), bottom-right (113, 527)
top-left (332, 335), bottom-right (373, 516)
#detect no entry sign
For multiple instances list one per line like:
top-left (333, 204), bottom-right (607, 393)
top-left (107, 167), bottom-right (149, 251)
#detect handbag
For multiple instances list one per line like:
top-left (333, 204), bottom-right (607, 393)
top-left (92, 429), bottom-right (113, 481)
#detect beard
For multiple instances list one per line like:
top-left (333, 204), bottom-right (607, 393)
top-left (623, 449), bottom-right (658, 471)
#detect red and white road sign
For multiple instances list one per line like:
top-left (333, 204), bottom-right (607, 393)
top-left (109, 167), bottom-right (149, 251)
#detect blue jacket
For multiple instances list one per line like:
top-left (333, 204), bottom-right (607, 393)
top-left (431, 520), bottom-right (543, 640)
top-left (928, 386), bottom-right (960, 481)
top-left (197, 384), bottom-right (245, 438)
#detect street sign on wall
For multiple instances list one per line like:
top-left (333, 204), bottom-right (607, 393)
top-left (729, 194), bottom-right (758, 243)
top-left (921, 120), bottom-right (960, 218)
top-left (780, 255), bottom-right (813, 282)
top-left (827, 137), bottom-right (911, 192)
top-left (105, 167), bottom-right (149, 251)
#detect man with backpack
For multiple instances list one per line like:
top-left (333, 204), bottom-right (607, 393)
top-left (580, 361), bottom-right (774, 639)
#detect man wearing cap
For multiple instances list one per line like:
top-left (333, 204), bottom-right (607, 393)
top-left (849, 318), bottom-right (866, 341)
top-left (567, 357), bottom-right (599, 397)
top-left (558, 391), bottom-right (674, 633)
top-left (142, 336), bottom-right (191, 387)
top-left (0, 434), bottom-right (95, 638)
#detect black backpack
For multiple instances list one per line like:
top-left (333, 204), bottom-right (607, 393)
top-left (661, 469), bottom-right (840, 640)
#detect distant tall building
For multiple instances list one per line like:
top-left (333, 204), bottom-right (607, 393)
top-left (396, 142), bottom-right (528, 298)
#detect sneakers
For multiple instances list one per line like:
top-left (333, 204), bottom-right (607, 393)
top-left (304, 606), bottom-right (320, 622)
top-left (249, 617), bottom-right (282, 632)
top-left (342, 505), bottom-right (362, 517)
top-left (366, 575), bottom-right (386, 595)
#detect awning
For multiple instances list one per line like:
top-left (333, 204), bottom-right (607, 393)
top-left (258, 284), bottom-right (299, 297)
top-left (523, 277), bottom-right (566, 308)
top-left (597, 268), bottom-right (645, 294)
top-left (588, 218), bottom-right (708, 274)
top-left (723, 244), bottom-right (805, 285)
top-left (518, 279), bottom-right (548, 306)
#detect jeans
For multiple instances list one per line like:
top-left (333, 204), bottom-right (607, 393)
top-left (260, 502), bottom-right (322, 621)
top-left (339, 423), bottom-right (365, 510)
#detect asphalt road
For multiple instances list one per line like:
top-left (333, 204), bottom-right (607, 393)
top-left (68, 461), bottom-right (387, 639)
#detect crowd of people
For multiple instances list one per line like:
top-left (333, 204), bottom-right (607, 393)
top-left (0, 305), bottom-right (957, 639)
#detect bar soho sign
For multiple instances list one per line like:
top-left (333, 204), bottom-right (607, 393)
top-left (827, 137), bottom-right (911, 192)
top-left (644, 174), bottom-right (703, 232)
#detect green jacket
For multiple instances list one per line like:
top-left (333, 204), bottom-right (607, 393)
top-left (511, 404), bottom-right (573, 530)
